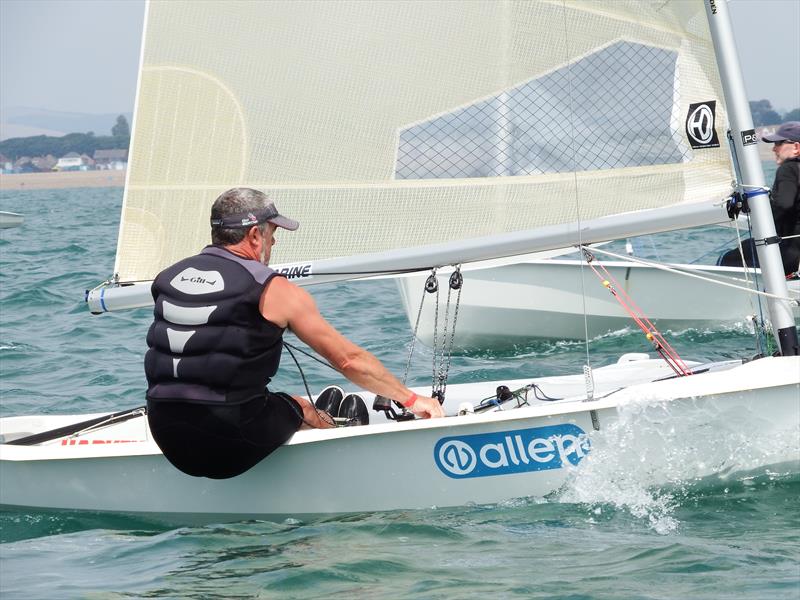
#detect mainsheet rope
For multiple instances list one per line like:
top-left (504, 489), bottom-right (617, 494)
top-left (400, 267), bottom-right (462, 403)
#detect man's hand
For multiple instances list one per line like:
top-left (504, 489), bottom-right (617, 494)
top-left (408, 395), bottom-right (445, 419)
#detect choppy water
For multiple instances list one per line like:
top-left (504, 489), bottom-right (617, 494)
top-left (1, 179), bottom-right (798, 599)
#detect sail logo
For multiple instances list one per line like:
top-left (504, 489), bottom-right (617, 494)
top-left (686, 101), bottom-right (720, 149)
top-left (275, 263), bottom-right (313, 280)
top-left (170, 268), bottom-right (224, 295)
top-left (434, 424), bottom-right (590, 479)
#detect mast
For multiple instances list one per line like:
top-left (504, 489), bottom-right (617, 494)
top-left (704, 0), bottom-right (799, 356)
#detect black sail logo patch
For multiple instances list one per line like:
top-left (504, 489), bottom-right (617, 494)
top-left (685, 101), bottom-right (720, 149)
top-left (741, 129), bottom-right (758, 146)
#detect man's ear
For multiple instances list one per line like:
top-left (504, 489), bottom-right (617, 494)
top-left (246, 225), bottom-right (260, 245)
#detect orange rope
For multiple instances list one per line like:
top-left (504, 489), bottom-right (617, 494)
top-left (582, 248), bottom-right (692, 377)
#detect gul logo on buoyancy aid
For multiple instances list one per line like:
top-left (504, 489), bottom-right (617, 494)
top-left (159, 270), bottom-right (221, 358)
top-left (170, 267), bottom-right (225, 295)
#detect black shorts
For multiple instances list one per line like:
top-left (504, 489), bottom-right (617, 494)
top-left (146, 392), bottom-right (304, 479)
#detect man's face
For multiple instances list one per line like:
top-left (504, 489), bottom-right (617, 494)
top-left (772, 140), bottom-right (800, 165)
top-left (259, 223), bottom-right (278, 265)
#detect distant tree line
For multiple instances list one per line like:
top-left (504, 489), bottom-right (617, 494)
top-left (750, 100), bottom-right (800, 127)
top-left (0, 105), bottom-right (797, 163)
top-left (0, 115), bottom-right (130, 161)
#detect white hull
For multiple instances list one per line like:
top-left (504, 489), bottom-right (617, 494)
top-left (397, 260), bottom-right (800, 347)
top-left (1, 356), bottom-right (797, 518)
top-left (0, 211), bottom-right (24, 229)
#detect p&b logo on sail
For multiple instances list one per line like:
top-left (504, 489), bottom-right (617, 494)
top-left (685, 101), bottom-right (720, 149)
top-left (434, 424), bottom-right (590, 479)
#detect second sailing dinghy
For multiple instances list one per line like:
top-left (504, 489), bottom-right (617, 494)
top-left (0, 211), bottom-right (24, 229)
top-left (396, 255), bottom-right (800, 348)
top-left (2, 0), bottom-right (798, 517)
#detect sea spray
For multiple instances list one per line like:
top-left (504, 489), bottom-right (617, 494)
top-left (557, 398), bottom-right (683, 534)
top-left (558, 388), bottom-right (799, 534)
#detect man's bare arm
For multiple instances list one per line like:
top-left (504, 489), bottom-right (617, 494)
top-left (261, 277), bottom-right (444, 418)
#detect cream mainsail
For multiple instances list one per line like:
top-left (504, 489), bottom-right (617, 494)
top-left (117, 0), bottom-right (733, 282)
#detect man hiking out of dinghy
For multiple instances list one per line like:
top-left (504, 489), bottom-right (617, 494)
top-left (144, 187), bottom-right (445, 479)
top-left (718, 121), bottom-right (800, 276)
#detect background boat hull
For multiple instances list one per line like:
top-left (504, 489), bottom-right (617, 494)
top-left (397, 260), bottom-right (800, 347)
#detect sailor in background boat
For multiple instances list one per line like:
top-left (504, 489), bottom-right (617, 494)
top-left (763, 121), bottom-right (800, 275)
top-left (144, 188), bottom-right (444, 479)
top-left (717, 121), bottom-right (800, 276)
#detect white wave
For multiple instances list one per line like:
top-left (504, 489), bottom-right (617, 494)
top-left (557, 393), bottom-right (800, 534)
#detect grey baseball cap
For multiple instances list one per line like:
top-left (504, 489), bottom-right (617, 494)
top-left (761, 121), bottom-right (800, 143)
top-left (210, 202), bottom-right (299, 231)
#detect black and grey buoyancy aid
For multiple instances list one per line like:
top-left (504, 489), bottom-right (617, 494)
top-left (145, 246), bottom-right (284, 405)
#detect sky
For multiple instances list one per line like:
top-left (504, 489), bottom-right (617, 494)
top-left (0, 0), bottom-right (798, 125)
top-left (0, 0), bottom-right (145, 116)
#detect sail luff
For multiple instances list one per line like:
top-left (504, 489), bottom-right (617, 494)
top-left (112, 0), bottom-right (151, 278)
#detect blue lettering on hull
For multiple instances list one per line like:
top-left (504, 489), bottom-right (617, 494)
top-left (434, 424), bottom-right (590, 479)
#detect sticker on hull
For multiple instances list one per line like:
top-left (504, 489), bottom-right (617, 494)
top-left (434, 424), bottom-right (590, 479)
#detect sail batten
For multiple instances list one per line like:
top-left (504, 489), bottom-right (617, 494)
top-left (117, 0), bottom-right (732, 282)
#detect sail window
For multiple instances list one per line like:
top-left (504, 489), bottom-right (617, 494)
top-left (395, 41), bottom-right (687, 179)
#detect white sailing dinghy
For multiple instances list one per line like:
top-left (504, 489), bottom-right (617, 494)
top-left (1, 0), bottom-right (798, 518)
top-left (396, 257), bottom-right (800, 348)
top-left (0, 210), bottom-right (24, 229)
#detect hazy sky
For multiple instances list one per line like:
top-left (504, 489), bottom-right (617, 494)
top-left (0, 0), bottom-right (145, 115)
top-left (0, 0), bottom-right (798, 116)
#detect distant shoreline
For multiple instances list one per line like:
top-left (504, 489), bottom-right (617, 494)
top-left (0, 137), bottom-right (778, 191)
top-left (0, 170), bottom-right (126, 191)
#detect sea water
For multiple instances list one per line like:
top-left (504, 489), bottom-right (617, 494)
top-left (1, 176), bottom-right (798, 599)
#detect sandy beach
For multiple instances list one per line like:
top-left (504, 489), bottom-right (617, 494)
top-left (0, 170), bottom-right (126, 191)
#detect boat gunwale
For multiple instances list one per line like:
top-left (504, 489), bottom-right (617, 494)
top-left (1, 356), bottom-right (796, 462)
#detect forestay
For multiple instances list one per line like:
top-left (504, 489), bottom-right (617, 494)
top-left (118, 0), bottom-right (732, 283)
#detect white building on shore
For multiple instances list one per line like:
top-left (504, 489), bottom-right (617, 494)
top-left (55, 152), bottom-right (88, 171)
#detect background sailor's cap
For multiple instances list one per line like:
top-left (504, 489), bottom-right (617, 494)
top-left (761, 121), bottom-right (800, 143)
